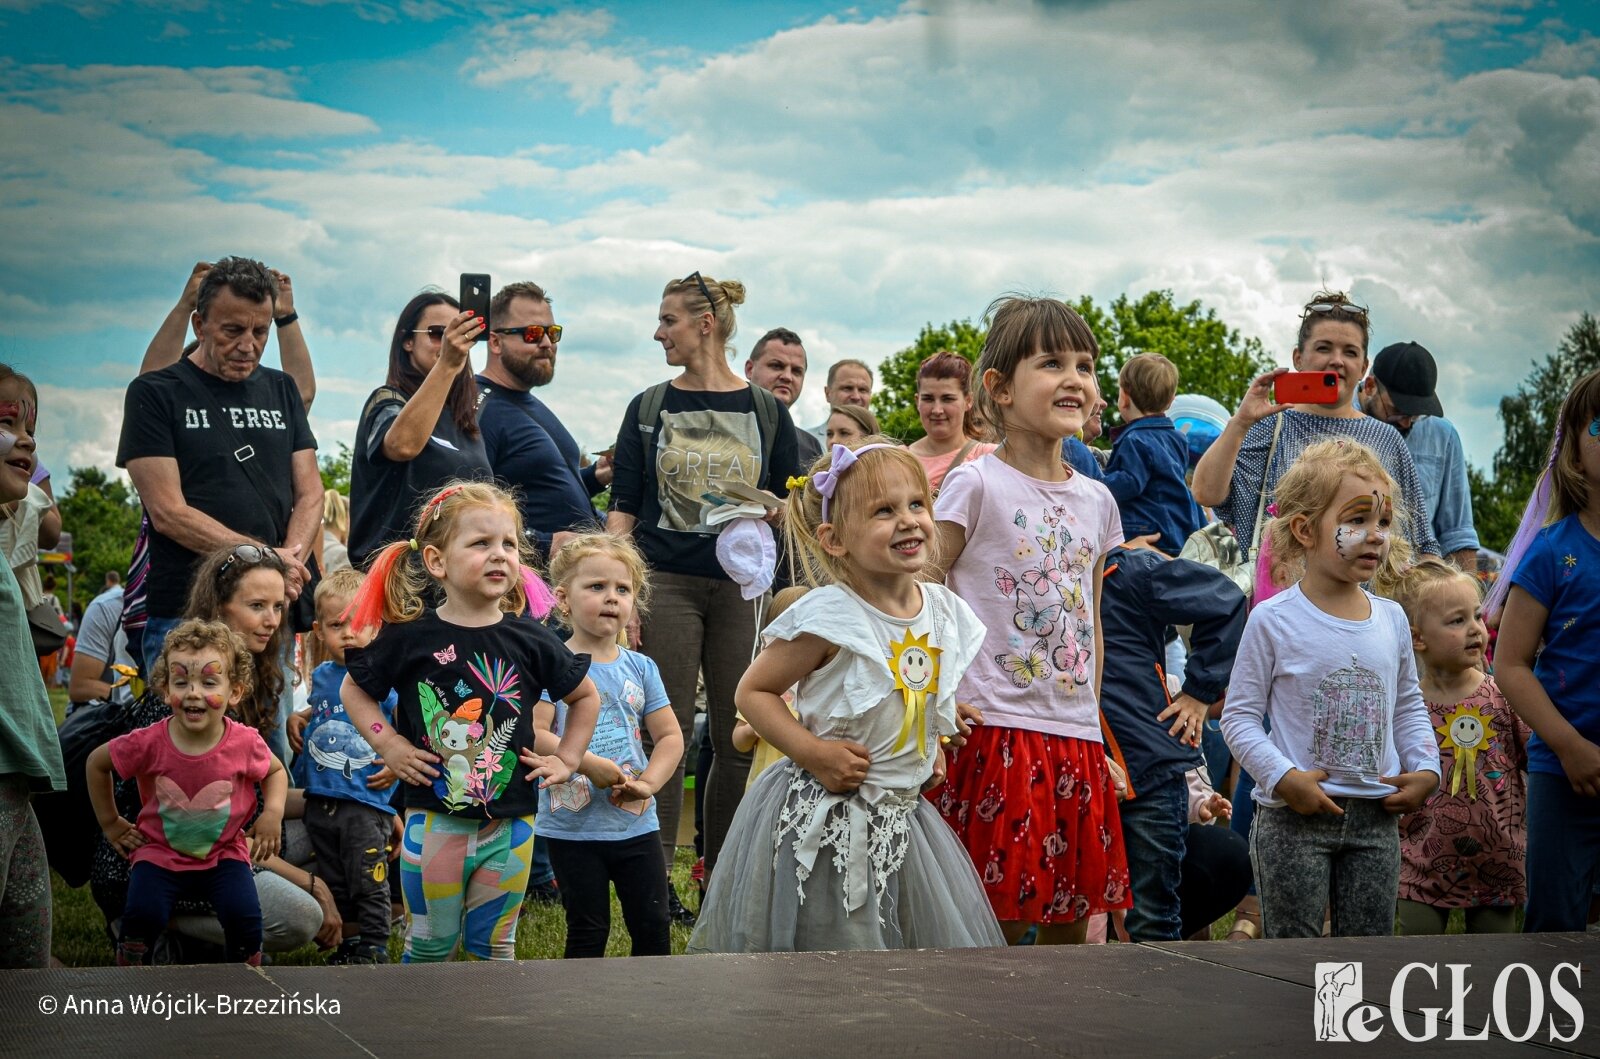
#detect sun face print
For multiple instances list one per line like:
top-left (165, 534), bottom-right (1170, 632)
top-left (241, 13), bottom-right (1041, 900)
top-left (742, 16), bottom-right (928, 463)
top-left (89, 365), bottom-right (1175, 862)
top-left (889, 628), bottom-right (942, 758)
top-left (1436, 703), bottom-right (1496, 800)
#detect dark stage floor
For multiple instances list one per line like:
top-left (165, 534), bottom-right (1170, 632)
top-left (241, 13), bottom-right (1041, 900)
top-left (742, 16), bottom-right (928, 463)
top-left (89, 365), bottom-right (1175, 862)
top-left (3, 933), bottom-right (1596, 1057)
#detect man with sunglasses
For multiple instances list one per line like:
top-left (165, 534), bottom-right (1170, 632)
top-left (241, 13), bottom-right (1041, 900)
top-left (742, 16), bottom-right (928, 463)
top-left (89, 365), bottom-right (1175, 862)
top-left (476, 281), bottom-right (607, 561)
top-left (1359, 341), bottom-right (1479, 571)
top-left (117, 256), bottom-right (320, 677)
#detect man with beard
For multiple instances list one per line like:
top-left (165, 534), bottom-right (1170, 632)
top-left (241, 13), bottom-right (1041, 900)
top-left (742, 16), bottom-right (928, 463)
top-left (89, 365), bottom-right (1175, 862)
top-left (1359, 341), bottom-right (1478, 571)
top-left (477, 281), bottom-right (610, 561)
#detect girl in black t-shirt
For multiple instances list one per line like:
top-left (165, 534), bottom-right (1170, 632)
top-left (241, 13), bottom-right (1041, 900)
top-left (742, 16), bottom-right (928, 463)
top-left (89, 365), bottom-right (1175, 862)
top-left (341, 480), bottom-right (599, 961)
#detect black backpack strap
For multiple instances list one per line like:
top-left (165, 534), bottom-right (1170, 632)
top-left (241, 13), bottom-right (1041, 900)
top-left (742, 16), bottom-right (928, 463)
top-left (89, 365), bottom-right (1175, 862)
top-left (749, 384), bottom-right (779, 489)
top-left (636, 382), bottom-right (669, 444)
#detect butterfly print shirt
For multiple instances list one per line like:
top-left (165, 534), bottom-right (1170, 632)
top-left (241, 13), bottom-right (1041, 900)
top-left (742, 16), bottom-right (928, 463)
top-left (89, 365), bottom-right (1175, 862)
top-left (346, 610), bottom-right (590, 819)
top-left (108, 716), bottom-right (272, 871)
top-left (936, 454), bottom-right (1123, 741)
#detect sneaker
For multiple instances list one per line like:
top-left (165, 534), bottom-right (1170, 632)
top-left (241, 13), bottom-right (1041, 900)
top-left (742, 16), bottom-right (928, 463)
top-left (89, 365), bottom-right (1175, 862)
top-left (325, 938), bottom-right (361, 966)
top-left (345, 941), bottom-right (389, 965)
top-left (667, 882), bottom-right (697, 927)
top-left (524, 879), bottom-right (561, 906)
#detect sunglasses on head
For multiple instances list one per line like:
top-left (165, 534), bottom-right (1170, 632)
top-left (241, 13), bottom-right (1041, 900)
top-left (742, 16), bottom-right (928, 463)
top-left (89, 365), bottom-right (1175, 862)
top-left (1303, 300), bottom-right (1369, 319)
top-left (217, 543), bottom-right (282, 581)
top-left (489, 324), bottom-right (563, 344)
top-left (685, 271), bottom-right (716, 315)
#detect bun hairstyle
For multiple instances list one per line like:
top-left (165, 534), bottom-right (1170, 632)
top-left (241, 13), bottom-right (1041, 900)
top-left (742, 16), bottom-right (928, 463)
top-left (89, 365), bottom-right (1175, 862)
top-left (662, 273), bottom-right (746, 351)
top-left (547, 531), bottom-right (653, 626)
top-left (184, 543), bottom-right (290, 735)
top-left (783, 437), bottom-right (938, 590)
top-left (973, 295), bottom-right (1099, 444)
top-left (1262, 438), bottom-right (1412, 598)
top-left (151, 619), bottom-right (257, 729)
top-left (347, 479), bottom-right (538, 632)
top-left (1296, 289), bottom-right (1371, 353)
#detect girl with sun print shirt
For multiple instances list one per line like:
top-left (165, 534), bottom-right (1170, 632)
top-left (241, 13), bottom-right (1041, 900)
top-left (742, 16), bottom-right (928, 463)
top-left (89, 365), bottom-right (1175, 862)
top-left (689, 441), bottom-right (1002, 952)
top-left (341, 481), bottom-right (598, 962)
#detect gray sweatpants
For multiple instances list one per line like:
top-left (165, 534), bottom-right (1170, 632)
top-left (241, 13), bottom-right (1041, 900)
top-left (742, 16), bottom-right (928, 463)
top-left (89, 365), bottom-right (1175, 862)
top-left (1251, 796), bottom-right (1399, 938)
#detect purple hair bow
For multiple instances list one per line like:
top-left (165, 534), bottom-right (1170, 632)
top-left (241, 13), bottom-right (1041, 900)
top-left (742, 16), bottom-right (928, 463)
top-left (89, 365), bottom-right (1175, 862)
top-left (813, 442), bottom-right (897, 522)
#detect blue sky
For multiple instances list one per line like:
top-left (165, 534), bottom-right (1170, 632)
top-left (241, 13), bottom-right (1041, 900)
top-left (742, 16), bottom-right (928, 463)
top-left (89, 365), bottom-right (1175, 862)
top-left (1, 0), bottom-right (1597, 477)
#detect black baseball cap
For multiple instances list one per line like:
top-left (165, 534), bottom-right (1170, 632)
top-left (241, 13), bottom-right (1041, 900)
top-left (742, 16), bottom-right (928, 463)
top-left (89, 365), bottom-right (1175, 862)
top-left (1372, 342), bottom-right (1444, 418)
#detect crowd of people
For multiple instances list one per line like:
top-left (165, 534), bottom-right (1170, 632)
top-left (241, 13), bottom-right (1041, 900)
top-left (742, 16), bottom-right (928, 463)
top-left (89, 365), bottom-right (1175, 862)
top-left (0, 254), bottom-right (1596, 971)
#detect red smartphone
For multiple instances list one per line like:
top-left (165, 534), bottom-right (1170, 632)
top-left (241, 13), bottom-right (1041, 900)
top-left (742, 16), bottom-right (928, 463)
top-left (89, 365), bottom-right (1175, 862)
top-left (459, 273), bottom-right (491, 342)
top-left (1274, 371), bottom-right (1339, 404)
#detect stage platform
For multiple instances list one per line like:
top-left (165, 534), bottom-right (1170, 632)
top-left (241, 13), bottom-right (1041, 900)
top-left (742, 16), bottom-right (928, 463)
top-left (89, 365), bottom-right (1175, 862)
top-left (3, 933), bottom-right (1596, 1056)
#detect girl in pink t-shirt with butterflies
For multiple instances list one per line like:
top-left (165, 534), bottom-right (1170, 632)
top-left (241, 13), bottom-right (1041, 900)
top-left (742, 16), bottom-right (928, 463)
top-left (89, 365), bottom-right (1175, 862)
top-left (931, 295), bottom-right (1131, 945)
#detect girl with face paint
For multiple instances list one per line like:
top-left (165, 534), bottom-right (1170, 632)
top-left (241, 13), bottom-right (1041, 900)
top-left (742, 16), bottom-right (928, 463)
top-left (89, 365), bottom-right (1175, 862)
top-left (86, 619), bottom-right (287, 965)
top-left (1219, 440), bottom-right (1442, 939)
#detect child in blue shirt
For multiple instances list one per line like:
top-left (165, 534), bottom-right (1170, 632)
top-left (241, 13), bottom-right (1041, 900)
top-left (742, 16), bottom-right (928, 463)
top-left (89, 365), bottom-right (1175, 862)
top-left (288, 568), bottom-right (399, 964)
top-left (1102, 354), bottom-right (1205, 555)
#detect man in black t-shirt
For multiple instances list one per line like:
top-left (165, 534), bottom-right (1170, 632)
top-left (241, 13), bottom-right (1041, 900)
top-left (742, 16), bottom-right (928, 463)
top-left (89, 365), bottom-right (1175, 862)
top-left (116, 256), bottom-right (321, 676)
top-left (744, 327), bottom-right (823, 464)
top-left (477, 280), bottom-right (609, 562)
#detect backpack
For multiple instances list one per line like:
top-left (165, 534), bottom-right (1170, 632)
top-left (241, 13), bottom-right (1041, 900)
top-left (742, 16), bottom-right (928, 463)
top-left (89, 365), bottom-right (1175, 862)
top-left (635, 382), bottom-right (781, 490)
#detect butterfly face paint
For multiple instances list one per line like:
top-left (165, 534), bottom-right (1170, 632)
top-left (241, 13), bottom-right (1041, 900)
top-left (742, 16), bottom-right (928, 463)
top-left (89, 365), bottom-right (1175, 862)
top-left (1331, 490), bottom-right (1393, 561)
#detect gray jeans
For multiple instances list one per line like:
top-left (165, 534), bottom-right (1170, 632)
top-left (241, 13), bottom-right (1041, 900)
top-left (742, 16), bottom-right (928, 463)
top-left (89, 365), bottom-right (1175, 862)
top-left (1250, 796), bottom-right (1399, 938)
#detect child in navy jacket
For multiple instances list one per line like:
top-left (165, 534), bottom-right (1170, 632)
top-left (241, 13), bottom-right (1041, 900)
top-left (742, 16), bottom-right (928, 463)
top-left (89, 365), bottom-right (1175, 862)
top-left (1099, 542), bottom-right (1246, 941)
top-left (1102, 354), bottom-right (1205, 555)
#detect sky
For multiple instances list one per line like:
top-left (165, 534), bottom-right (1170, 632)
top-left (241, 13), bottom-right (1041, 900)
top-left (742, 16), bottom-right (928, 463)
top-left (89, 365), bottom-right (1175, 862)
top-left (1, 0), bottom-right (1597, 481)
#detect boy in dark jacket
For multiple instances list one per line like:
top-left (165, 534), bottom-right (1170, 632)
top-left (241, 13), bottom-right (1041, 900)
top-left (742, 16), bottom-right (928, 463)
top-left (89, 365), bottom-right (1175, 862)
top-left (1099, 543), bottom-right (1246, 941)
top-left (1101, 354), bottom-right (1205, 555)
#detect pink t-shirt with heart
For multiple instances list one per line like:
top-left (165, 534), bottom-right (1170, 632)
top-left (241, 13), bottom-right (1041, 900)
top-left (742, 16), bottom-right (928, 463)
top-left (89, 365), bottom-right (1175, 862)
top-left (108, 717), bottom-right (272, 872)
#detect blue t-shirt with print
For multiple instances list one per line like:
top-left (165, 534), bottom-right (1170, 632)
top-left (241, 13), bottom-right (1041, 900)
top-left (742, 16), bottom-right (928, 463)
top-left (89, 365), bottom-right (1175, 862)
top-left (1510, 514), bottom-right (1600, 776)
top-left (293, 661), bottom-right (399, 814)
top-left (535, 649), bottom-right (669, 841)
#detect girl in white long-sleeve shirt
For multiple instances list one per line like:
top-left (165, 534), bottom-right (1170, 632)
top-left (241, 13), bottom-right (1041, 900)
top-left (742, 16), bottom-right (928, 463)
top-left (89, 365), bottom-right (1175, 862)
top-left (1221, 439), bottom-right (1441, 938)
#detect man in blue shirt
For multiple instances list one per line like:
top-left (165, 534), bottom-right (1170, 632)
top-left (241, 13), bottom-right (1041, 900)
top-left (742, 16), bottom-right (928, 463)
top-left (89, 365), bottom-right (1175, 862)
top-left (1360, 342), bottom-right (1479, 570)
top-left (477, 281), bottom-right (609, 562)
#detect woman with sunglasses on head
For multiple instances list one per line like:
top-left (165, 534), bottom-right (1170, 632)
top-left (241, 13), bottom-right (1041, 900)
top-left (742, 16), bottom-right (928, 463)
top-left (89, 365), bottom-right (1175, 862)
top-left (90, 543), bottom-right (340, 962)
top-left (348, 292), bottom-right (492, 569)
top-left (1190, 290), bottom-right (1440, 940)
top-left (607, 272), bottom-right (803, 910)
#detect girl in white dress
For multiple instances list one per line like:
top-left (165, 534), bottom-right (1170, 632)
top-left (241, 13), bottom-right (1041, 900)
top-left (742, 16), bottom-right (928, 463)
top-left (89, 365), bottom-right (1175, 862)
top-left (688, 440), bottom-right (1004, 952)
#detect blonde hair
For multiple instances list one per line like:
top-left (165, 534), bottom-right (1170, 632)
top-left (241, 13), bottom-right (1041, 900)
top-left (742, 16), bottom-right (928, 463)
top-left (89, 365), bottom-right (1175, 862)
top-left (548, 532), bottom-right (653, 627)
top-left (322, 488), bottom-right (349, 544)
top-left (765, 585), bottom-right (808, 630)
top-left (1262, 439), bottom-right (1412, 598)
top-left (347, 480), bottom-right (537, 630)
top-left (1119, 353), bottom-right (1178, 416)
top-left (151, 618), bottom-right (256, 723)
top-left (661, 274), bottom-right (747, 352)
top-left (1392, 557), bottom-right (1481, 626)
top-left (784, 438), bottom-right (939, 591)
top-left (974, 295), bottom-right (1099, 443)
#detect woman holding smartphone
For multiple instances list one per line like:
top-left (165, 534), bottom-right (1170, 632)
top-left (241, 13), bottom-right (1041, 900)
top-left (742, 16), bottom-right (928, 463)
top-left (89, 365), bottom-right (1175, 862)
top-left (1188, 290), bottom-right (1438, 941)
top-left (348, 292), bottom-right (493, 568)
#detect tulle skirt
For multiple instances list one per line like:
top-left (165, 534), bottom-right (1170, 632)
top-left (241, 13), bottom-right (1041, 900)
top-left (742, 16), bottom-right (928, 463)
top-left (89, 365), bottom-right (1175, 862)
top-left (688, 761), bottom-right (1005, 953)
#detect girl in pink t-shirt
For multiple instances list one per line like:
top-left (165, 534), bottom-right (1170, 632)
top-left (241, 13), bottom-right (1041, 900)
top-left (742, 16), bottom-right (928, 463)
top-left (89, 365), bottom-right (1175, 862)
top-left (87, 619), bottom-right (286, 965)
top-left (931, 296), bottom-right (1131, 945)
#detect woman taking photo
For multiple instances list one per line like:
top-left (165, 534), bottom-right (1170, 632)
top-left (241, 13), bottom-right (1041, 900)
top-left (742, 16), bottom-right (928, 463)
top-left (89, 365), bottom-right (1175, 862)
top-left (348, 292), bottom-right (492, 568)
top-left (906, 351), bottom-right (995, 492)
top-left (608, 272), bottom-right (801, 897)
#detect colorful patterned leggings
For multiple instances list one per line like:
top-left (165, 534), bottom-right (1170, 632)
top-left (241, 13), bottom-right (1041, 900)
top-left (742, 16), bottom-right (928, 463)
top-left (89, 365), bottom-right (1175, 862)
top-left (400, 810), bottom-right (534, 962)
top-left (0, 774), bottom-right (51, 968)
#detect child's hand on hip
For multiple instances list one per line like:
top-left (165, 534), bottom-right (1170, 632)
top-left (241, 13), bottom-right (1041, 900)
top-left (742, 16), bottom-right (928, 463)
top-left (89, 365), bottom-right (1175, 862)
top-left (1158, 693), bottom-right (1209, 748)
top-left (366, 764), bottom-right (397, 790)
top-left (382, 738), bottom-right (441, 787)
top-left (1558, 738), bottom-right (1600, 798)
top-left (102, 816), bottom-right (145, 858)
top-left (808, 739), bottom-right (871, 794)
top-left (1380, 770), bottom-right (1439, 814)
top-left (1275, 768), bottom-right (1343, 816)
top-left (922, 745), bottom-right (948, 793)
top-left (1106, 756), bottom-right (1129, 800)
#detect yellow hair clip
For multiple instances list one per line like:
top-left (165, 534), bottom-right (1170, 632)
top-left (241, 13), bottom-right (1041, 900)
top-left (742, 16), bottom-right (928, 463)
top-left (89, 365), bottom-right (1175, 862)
top-left (408, 538), bottom-right (419, 551)
top-left (786, 475), bottom-right (810, 490)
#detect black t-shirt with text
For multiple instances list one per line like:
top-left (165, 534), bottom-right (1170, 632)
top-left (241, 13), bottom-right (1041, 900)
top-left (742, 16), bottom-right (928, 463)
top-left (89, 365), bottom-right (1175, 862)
top-left (609, 384), bottom-right (800, 580)
top-left (345, 610), bottom-right (589, 820)
top-left (116, 358), bottom-right (316, 618)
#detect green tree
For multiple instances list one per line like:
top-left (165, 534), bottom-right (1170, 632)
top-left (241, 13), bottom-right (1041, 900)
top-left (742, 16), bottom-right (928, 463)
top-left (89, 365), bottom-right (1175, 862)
top-left (871, 319), bottom-right (986, 442)
top-left (871, 291), bottom-right (1273, 444)
top-left (54, 466), bottom-right (143, 612)
top-left (320, 441), bottom-right (352, 495)
top-left (1470, 312), bottom-right (1600, 552)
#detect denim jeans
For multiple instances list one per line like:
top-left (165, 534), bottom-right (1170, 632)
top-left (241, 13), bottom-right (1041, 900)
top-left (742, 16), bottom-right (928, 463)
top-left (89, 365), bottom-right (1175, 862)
top-left (1524, 770), bottom-right (1600, 933)
top-left (1250, 796), bottom-right (1399, 938)
top-left (1118, 771), bottom-right (1188, 941)
top-left (139, 614), bottom-right (182, 680)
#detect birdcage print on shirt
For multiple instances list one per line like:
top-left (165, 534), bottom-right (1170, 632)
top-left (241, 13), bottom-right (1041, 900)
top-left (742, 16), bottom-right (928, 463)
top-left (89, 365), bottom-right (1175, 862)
top-left (1310, 654), bottom-right (1386, 778)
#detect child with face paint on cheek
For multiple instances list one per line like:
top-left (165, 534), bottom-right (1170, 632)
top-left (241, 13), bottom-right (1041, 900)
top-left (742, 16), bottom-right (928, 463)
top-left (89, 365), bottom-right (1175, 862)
top-left (1220, 440), bottom-right (1442, 939)
top-left (86, 619), bottom-right (286, 965)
